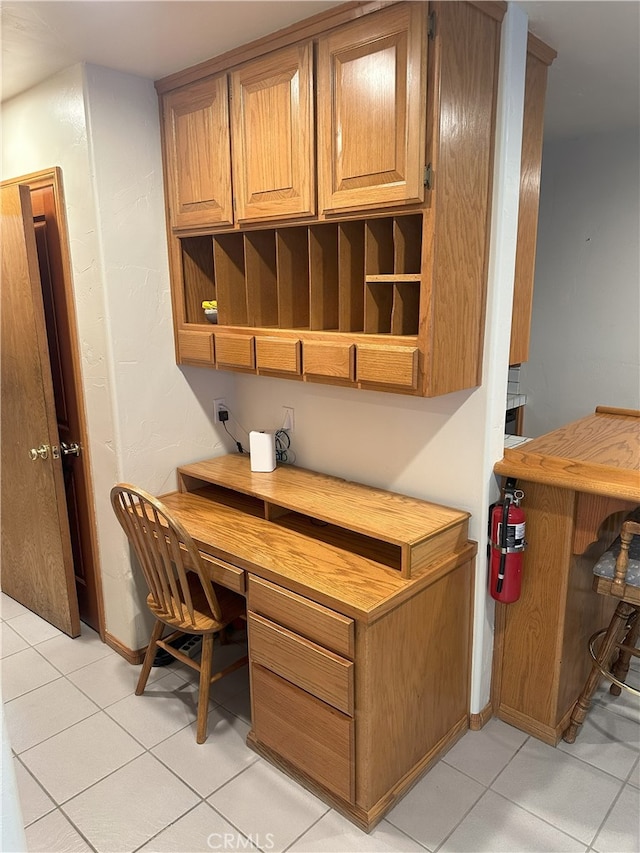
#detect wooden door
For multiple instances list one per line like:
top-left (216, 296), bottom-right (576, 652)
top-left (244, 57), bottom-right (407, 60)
top-left (30, 178), bottom-right (102, 632)
top-left (231, 42), bottom-right (315, 222)
top-left (317, 4), bottom-right (427, 213)
top-left (509, 36), bottom-right (556, 365)
top-left (1, 183), bottom-right (80, 636)
top-left (162, 74), bottom-right (234, 229)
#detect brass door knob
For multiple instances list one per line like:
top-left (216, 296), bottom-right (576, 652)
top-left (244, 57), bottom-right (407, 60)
top-left (28, 444), bottom-right (49, 460)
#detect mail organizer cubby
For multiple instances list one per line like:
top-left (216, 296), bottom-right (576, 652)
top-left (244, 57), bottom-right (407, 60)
top-left (178, 214), bottom-right (423, 334)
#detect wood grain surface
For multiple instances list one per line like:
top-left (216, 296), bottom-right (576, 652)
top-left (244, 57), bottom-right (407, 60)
top-left (495, 410), bottom-right (640, 500)
top-left (178, 453), bottom-right (469, 548)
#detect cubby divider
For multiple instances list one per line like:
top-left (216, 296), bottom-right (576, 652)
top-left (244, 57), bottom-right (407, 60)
top-left (364, 281), bottom-right (394, 334)
top-left (338, 221), bottom-right (365, 332)
top-left (276, 228), bottom-right (310, 329)
top-left (365, 218), bottom-right (394, 276)
top-left (213, 234), bottom-right (248, 325)
top-left (309, 224), bottom-right (339, 330)
top-left (394, 215), bottom-right (422, 274)
top-left (391, 282), bottom-right (421, 335)
top-left (245, 230), bottom-right (278, 327)
top-left (181, 236), bottom-right (215, 324)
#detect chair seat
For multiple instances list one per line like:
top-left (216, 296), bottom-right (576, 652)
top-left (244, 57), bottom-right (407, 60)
top-left (148, 573), bottom-right (245, 633)
top-left (593, 533), bottom-right (640, 587)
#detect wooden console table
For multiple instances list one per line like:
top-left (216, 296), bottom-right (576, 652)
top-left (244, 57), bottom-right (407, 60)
top-left (492, 407), bottom-right (640, 744)
top-left (157, 454), bottom-right (476, 831)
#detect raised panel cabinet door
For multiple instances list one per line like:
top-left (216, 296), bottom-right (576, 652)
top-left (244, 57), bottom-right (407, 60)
top-left (318, 4), bottom-right (427, 213)
top-left (231, 42), bottom-right (315, 222)
top-left (162, 75), bottom-right (234, 229)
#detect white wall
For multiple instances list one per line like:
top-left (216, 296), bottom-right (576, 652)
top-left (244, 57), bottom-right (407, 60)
top-left (2, 64), bottom-right (234, 649)
top-left (521, 127), bottom-right (640, 436)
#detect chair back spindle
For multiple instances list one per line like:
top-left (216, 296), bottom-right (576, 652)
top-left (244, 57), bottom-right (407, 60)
top-left (111, 484), bottom-right (223, 627)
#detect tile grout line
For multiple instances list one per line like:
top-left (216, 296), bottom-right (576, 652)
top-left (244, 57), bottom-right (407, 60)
top-left (12, 754), bottom-right (57, 828)
top-left (8, 611), bottom-right (638, 852)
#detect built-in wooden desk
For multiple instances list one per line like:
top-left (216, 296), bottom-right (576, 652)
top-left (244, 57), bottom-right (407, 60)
top-left (159, 454), bottom-right (476, 831)
top-left (492, 407), bottom-right (640, 744)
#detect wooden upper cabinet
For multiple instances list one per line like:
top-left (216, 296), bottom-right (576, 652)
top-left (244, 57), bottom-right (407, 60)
top-left (162, 75), bottom-right (234, 229)
top-left (317, 4), bottom-right (427, 214)
top-left (231, 42), bottom-right (315, 223)
top-left (509, 35), bottom-right (556, 365)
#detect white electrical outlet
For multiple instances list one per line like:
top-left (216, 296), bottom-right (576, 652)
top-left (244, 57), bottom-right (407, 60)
top-left (214, 398), bottom-right (228, 423)
top-left (282, 406), bottom-right (294, 432)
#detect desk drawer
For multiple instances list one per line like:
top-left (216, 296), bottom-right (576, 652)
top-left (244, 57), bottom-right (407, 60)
top-left (251, 664), bottom-right (354, 803)
top-left (200, 553), bottom-right (245, 595)
top-left (249, 612), bottom-right (353, 715)
top-left (248, 576), bottom-right (354, 658)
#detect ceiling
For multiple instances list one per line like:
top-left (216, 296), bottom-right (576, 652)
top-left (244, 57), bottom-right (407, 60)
top-left (1, 1), bottom-right (639, 140)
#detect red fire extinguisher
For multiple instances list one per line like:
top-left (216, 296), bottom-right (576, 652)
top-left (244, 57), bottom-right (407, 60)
top-left (490, 481), bottom-right (526, 603)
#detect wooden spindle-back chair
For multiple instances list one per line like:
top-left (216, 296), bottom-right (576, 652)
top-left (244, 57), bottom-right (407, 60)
top-left (111, 484), bottom-right (247, 743)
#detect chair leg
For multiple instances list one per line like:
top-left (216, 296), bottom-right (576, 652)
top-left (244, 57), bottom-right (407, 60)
top-left (610, 610), bottom-right (640, 696)
top-left (196, 633), bottom-right (214, 744)
top-left (563, 601), bottom-right (634, 743)
top-left (136, 620), bottom-right (165, 696)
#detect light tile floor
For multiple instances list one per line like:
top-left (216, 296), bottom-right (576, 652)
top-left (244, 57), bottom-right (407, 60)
top-left (2, 592), bottom-right (638, 853)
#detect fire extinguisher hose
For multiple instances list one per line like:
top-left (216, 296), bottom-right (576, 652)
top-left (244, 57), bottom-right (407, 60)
top-left (496, 497), bottom-right (510, 594)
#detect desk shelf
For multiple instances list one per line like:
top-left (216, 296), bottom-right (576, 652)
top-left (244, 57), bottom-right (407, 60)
top-left (177, 454), bottom-right (469, 579)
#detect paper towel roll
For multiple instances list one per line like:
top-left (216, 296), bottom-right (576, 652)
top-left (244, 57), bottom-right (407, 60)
top-left (249, 430), bottom-right (276, 472)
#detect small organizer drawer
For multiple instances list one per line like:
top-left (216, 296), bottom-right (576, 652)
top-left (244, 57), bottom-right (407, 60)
top-left (249, 612), bottom-right (354, 715)
top-left (255, 337), bottom-right (301, 375)
top-left (303, 340), bottom-right (355, 381)
top-left (200, 553), bottom-right (245, 595)
top-left (251, 664), bottom-right (354, 802)
top-left (356, 344), bottom-right (418, 389)
top-left (177, 329), bottom-right (215, 365)
top-left (248, 575), bottom-right (354, 658)
top-left (214, 332), bottom-right (256, 369)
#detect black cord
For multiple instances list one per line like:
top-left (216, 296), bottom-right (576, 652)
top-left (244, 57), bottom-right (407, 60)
top-left (274, 429), bottom-right (295, 463)
top-left (222, 420), bottom-right (244, 454)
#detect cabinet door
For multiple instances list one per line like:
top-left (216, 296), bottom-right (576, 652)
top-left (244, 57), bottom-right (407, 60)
top-left (162, 75), bottom-right (234, 229)
top-left (317, 4), bottom-right (427, 213)
top-left (231, 42), bottom-right (315, 222)
top-left (509, 38), bottom-right (555, 365)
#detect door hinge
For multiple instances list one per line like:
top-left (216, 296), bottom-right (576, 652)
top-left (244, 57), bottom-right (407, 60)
top-left (428, 11), bottom-right (436, 39)
top-left (424, 164), bottom-right (433, 190)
